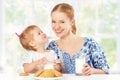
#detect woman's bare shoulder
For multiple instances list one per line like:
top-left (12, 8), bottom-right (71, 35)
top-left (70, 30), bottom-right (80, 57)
top-left (77, 36), bottom-right (85, 42)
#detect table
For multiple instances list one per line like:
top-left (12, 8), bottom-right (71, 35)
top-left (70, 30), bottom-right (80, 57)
top-left (0, 72), bottom-right (120, 80)
top-left (63, 74), bottom-right (120, 80)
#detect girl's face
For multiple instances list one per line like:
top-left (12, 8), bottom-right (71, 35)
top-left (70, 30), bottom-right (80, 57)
top-left (32, 27), bottom-right (48, 46)
top-left (51, 11), bottom-right (74, 38)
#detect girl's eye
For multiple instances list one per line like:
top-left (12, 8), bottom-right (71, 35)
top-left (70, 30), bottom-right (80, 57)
top-left (61, 21), bottom-right (65, 23)
top-left (38, 32), bottom-right (41, 35)
top-left (38, 31), bottom-right (43, 35)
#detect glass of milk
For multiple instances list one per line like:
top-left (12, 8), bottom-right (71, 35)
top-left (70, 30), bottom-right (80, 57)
top-left (75, 53), bottom-right (85, 76)
top-left (44, 62), bottom-right (54, 69)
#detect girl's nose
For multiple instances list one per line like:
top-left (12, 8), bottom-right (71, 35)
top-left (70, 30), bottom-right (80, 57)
top-left (41, 33), bottom-right (47, 38)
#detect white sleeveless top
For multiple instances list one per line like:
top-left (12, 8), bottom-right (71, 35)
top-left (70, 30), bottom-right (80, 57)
top-left (22, 50), bottom-right (60, 69)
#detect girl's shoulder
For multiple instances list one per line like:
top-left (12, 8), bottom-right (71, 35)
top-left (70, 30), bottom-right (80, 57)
top-left (24, 50), bottom-right (39, 58)
top-left (26, 50), bottom-right (36, 55)
top-left (49, 50), bottom-right (55, 53)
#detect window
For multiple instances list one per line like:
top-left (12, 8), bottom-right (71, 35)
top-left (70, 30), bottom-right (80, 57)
top-left (0, 0), bottom-right (119, 73)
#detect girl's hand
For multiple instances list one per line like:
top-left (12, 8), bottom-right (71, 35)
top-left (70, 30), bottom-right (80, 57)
top-left (38, 57), bottom-right (48, 65)
top-left (82, 63), bottom-right (93, 76)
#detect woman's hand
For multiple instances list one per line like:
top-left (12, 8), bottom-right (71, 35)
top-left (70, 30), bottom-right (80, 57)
top-left (82, 63), bottom-right (106, 75)
top-left (82, 63), bottom-right (93, 76)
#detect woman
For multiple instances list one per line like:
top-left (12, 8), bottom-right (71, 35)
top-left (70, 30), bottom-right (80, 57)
top-left (47, 3), bottom-right (110, 75)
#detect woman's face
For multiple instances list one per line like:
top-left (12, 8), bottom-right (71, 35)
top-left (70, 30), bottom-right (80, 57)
top-left (51, 11), bottom-right (73, 38)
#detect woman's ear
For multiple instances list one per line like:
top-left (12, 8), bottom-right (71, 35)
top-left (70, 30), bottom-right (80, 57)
top-left (71, 19), bottom-right (75, 26)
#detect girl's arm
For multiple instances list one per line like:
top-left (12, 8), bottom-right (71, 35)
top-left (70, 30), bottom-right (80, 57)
top-left (23, 57), bottom-right (47, 73)
top-left (23, 61), bottom-right (38, 73)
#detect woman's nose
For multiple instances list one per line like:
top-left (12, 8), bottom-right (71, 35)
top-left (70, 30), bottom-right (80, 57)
top-left (54, 23), bottom-right (61, 29)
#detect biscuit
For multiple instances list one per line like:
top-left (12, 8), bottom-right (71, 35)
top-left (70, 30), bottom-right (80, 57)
top-left (34, 70), bottom-right (43, 77)
top-left (54, 69), bottom-right (62, 77)
top-left (39, 69), bottom-right (55, 78)
top-left (34, 69), bottom-right (62, 78)
top-left (19, 72), bottom-right (29, 76)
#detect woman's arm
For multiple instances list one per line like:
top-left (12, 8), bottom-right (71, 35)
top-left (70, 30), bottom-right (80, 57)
top-left (82, 63), bottom-right (106, 76)
top-left (83, 37), bottom-right (110, 75)
top-left (91, 41), bottom-right (110, 74)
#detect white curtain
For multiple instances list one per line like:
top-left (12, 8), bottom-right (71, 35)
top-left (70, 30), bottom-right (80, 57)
top-left (0, 0), bottom-right (4, 71)
top-left (116, 0), bottom-right (120, 73)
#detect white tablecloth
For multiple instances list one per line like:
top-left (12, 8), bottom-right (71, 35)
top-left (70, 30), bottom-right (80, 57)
top-left (0, 72), bottom-right (120, 80)
top-left (63, 74), bottom-right (120, 80)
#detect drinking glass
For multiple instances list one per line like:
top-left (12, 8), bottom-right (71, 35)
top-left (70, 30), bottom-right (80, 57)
top-left (75, 53), bottom-right (85, 76)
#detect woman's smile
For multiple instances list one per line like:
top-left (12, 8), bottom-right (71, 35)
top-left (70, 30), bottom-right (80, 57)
top-left (55, 29), bottom-right (64, 35)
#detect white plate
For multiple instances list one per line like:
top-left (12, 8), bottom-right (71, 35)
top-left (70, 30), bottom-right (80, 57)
top-left (32, 76), bottom-right (63, 80)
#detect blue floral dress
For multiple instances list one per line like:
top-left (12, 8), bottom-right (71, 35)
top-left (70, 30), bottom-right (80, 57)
top-left (46, 37), bottom-right (110, 74)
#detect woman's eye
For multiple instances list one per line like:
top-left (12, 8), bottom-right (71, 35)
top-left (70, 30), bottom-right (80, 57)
top-left (52, 21), bottom-right (55, 23)
top-left (61, 21), bottom-right (65, 23)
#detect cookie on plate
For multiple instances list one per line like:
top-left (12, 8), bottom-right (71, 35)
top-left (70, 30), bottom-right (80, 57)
top-left (19, 72), bottom-right (29, 76)
top-left (39, 69), bottom-right (55, 78)
top-left (34, 70), bottom-right (43, 77)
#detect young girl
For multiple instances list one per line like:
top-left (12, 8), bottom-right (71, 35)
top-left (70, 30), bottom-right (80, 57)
top-left (16, 25), bottom-right (61, 73)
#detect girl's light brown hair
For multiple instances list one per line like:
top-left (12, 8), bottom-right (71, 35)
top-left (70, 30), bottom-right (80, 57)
top-left (51, 3), bottom-right (76, 34)
top-left (20, 25), bottom-right (38, 51)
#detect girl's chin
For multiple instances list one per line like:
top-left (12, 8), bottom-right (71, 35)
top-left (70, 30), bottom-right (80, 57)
top-left (43, 38), bottom-right (48, 42)
top-left (56, 34), bottom-right (63, 38)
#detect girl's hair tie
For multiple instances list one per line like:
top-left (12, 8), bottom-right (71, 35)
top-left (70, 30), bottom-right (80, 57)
top-left (15, 33), bottom-right (22, 39)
